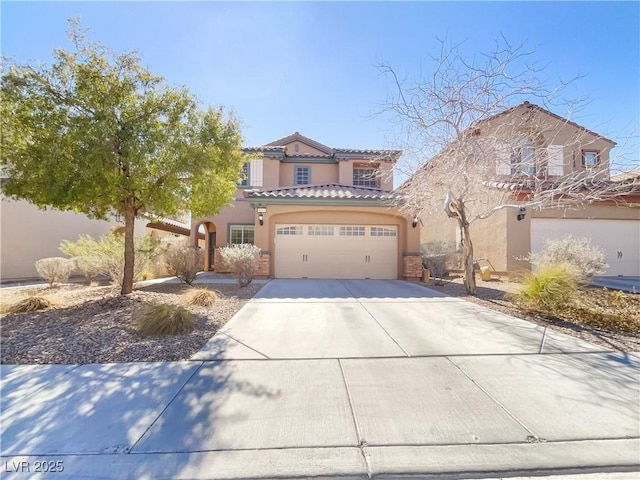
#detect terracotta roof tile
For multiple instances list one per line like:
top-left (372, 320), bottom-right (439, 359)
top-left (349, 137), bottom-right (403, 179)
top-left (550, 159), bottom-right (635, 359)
top-left (245, 183), bottom-right (398, 200)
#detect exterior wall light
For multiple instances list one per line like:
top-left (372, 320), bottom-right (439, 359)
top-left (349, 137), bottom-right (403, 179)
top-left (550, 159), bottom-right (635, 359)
top-left (412, 216), bottom-right (419, 228)
top-left (257, 207), bottom-right (266, 226)
top-left (517, 207), bottom-right (526, 221)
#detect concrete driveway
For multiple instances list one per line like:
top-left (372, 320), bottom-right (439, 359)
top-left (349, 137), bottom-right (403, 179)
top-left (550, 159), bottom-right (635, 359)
top-left (1, 279), bottom-right (639, 479)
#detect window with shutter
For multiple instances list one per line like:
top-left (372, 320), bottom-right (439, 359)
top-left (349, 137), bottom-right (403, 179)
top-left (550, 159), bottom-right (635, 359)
top-left (547, 145), bottom-right (564, 176)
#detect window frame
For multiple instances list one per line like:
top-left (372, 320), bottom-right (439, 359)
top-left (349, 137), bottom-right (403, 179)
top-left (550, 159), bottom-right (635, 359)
top-left (582, 150), bottom-right (600, 169)
top-left (238, 162), bottom-right (250, 187)
top-left (510, 136), bottom-right (536, 175)
top-left (353, 167), bottom-right (379, 188)
top-left (228, 224), bottom-right (255, 245)
top-left (294, 165), bottom-right (311, 185)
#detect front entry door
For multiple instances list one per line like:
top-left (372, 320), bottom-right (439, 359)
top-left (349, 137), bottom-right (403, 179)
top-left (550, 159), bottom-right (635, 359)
top-left (208, 232), bottom-right (216, 271)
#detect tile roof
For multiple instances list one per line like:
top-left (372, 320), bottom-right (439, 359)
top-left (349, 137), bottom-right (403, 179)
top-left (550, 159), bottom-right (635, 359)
top-left (611, 166), bottom-right (640, 182)
top-left (244, 183), bottom-right (398, 200)
top-left (247, 132), bottom-right (402, 161)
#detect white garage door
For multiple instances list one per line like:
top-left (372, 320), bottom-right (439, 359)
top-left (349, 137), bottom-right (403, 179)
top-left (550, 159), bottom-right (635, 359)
top-left (531, 219), bottom-right (640, 276)
top-left (274, 224), bottom-right (398, 279)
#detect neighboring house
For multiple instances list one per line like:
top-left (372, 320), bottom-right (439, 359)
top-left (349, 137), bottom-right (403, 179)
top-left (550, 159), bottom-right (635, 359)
top-left (191, 132), bottom-right (422, 280)
top-left (419, 102), bottom-right (640, 277)
top-left (1, 186), bottom-right (197, 281)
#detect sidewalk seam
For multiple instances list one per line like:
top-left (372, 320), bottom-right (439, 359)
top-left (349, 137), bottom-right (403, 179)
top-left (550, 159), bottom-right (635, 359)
top-left (338, 359), bottom-right (372, 479)
top-left (218, 331), bottom-right (271, 359)
top-left (446, 356), bottom-right (542, 442)
top-left (128, 362), bottom-right (205, 454)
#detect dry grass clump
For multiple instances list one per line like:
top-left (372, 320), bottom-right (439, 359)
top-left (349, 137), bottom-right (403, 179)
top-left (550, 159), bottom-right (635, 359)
top-left (515, 264), bottom-right (578, 309)
top-left (182, 287), bottom-right (218, 307)
top-left (6, 296), bottom-right (59, 314)
top-left (135, 303), bottom-right (195, 336)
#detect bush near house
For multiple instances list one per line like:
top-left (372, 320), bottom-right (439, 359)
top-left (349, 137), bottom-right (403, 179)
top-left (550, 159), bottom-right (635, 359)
top-left (526, 235), bottom-right (608, 283)
top-left (219, 244), bottom-right (261, 287)
top-left (163, 239), bottom-right (205, 286)
top-left (34, 257), bottom-right (75, 287)
top-left (60, 232), bottom-right (160, 286)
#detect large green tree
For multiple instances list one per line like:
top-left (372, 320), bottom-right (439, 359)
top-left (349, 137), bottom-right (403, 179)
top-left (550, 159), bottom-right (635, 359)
top-left (1, 21), bottom-right (246, 294)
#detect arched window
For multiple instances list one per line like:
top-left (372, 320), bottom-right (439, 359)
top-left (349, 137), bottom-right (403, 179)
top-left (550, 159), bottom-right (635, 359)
top-left (510, 136), bottom-right (536, 175)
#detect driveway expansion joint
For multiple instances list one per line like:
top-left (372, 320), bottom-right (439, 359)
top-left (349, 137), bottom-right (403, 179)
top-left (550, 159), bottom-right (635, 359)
top-left (445, 356), bottom-right (542, 442)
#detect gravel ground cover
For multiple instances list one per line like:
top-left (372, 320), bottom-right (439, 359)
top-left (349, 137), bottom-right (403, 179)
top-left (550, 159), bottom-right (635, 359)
top-left (1, 281), bottom-right (262, 365)
top-left (425, 276), bottom-right (640, 352)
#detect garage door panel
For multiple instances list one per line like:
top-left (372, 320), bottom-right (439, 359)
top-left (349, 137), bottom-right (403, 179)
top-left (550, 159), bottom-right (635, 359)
top-left (274, 223), bottom-right (398, 279)
top-left (531, 219), bottom-right (640, 277)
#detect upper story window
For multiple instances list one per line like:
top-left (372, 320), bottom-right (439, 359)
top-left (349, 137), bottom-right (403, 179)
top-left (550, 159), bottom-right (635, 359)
top-left (582, 150), bottom-right (600, 168)
top-left (510, 136), bottom-right (536, 175)
top-left (239, 162), bottom-right (250, 187)
top-left (294, 165), bottom-right (311, 185)
top-left (353, 168), bottom-right (379, 187)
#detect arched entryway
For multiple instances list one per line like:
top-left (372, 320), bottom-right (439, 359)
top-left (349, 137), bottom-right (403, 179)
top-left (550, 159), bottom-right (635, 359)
top-left (193, 221), bottom-right (216, 271)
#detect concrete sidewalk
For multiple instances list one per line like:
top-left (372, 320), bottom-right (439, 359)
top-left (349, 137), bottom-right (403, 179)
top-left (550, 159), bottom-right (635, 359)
top-left (1, 280), bottom-right (639, 479)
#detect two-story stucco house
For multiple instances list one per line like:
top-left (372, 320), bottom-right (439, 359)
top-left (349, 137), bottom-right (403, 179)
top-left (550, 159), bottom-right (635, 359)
top-left (419, 102), bottom-right (640, 277)
top-left (191, 132), bottom-right (422, 280)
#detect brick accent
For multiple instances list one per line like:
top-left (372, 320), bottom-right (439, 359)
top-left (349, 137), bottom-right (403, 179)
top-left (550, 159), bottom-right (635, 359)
top-left (402, 255), bottom-right (423, 281)
top-left (256, 253), bottom-right (271, 279)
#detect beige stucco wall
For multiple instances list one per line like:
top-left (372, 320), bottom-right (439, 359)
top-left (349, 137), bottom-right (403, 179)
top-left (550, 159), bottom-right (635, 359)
top-left (279, 163), bottom-right (339, 186)
top-left (252, 204), bottom-right (419, 278)
top-left (282, 141), bottom-right (328, 156)
top-left (1, 197), bottom-right (147, 281)
top-left (192, 192), bottom-right (255, 247)
top-left (262, 157), bottom-right (281, 188)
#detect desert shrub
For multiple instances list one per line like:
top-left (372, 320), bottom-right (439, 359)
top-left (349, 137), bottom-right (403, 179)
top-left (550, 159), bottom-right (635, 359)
top-left (421, 241), bottom-right (457, 284)
top-left (163, 239), bottom-right (205, 286)
top-left (516, 264), bottom-right (578, 308)
top-left (219, 244), bottom-right (261, 287)
top-left (60, 232), bottom-right (159, 286)
top-left (135, 303), bottom-right (195, 336)
top-left (182, 287), bottom-right (218, 307)
top-left (139, 270), bottom-right (155, 281)
top-left (7, 295), bottom-right (56, 314)
top-left (34, 257), bottom-right (74, 287)
top-left (526, 236), bottom-right (607, 282)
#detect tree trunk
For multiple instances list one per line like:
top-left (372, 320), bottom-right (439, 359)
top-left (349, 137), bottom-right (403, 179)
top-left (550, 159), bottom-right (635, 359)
top-left (460, 221), bottom-right (476, 295)
top-left (121, 204), bottom-right (136, 295)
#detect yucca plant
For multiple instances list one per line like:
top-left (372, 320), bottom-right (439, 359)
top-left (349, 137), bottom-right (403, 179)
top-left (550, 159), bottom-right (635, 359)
top-left (182, 287), bottom-right (218, 307)
top-left (135, 303), bottom-right (195, 336)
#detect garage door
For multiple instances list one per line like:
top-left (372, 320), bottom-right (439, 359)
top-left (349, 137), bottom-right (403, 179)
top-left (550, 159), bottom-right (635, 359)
top-left (274, 224), bottom-right (398, 279)
top-left (531, 219), bottom-right (640, 276)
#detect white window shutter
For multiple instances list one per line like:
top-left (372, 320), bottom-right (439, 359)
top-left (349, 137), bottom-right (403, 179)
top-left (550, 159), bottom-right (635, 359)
top-left (547, 145), bottom-right (564, 176)
top-left (250, 159), bottom-right (263, 187)
top-left (495, 141), bottom-right (512, 175)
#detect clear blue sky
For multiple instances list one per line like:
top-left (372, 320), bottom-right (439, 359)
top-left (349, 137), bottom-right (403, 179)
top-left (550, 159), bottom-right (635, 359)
top-left (2, 1), bottom-right (639, 175)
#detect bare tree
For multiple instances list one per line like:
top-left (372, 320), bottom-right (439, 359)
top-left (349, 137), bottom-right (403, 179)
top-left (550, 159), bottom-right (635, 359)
top-left (382, 37), bottom-right (639, 295)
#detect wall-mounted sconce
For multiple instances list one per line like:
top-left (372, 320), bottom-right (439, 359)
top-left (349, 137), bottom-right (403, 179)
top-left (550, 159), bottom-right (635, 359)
top-left (517, 207), bottom-right (526, 221)
top-left (257, 207), bottom-right (266, 226)
top-left (412, 216), bottom-right (419, 228)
